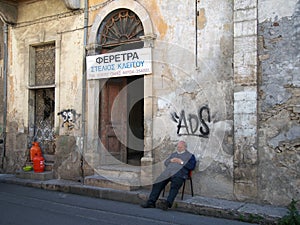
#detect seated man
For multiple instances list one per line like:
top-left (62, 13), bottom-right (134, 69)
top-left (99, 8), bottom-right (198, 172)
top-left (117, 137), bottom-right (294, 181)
top-left (141, 140), bottom-right (196, 210)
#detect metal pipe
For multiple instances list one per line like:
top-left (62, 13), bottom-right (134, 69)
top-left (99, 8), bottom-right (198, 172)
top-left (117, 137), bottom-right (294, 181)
top-left (1, 23), bottom-right (8, 169)
top-left (80, 0), bottom-right (89, 182)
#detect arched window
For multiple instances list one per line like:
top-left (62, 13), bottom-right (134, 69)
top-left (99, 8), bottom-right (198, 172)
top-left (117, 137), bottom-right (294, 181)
top-left (97, 9), bottom-right (144, 53)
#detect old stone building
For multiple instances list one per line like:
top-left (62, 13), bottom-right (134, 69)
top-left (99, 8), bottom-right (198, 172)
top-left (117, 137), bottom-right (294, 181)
top-left (0, 0), bottom-right (299, 207)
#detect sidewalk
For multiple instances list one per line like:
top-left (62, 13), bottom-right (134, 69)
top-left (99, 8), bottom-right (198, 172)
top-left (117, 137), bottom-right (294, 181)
top-left (0, 174), bottom-right (288, 224)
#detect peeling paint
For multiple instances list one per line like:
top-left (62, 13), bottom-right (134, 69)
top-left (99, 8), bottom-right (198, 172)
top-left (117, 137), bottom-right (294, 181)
top-left (8, 76), bottom-right (14, 106)
top-left (147, 1), bottom-right (168, 38)
top-left (258, 0), bottom-right (298, 22)
top-left (197, 8), bottom-right (206, 30)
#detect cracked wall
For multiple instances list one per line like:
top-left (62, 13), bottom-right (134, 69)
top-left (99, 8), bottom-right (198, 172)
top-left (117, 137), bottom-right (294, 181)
top-left (3, 0), bottom-right (84, 178)
top-left (258, 0), bottom-right (300, 206)
top-left (149, 0), bottom-right (234, 200)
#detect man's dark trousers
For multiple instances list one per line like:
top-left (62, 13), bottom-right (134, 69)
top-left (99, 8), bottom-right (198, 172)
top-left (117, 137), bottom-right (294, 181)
top-left (148, 176), bottom-right (185, 206)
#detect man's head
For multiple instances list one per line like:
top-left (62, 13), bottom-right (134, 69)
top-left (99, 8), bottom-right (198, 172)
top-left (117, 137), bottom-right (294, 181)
top-left (177, 141), bottom-right (187, 153)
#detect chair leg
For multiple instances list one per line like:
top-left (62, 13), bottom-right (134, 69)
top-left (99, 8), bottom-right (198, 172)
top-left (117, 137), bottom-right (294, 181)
top-left (181, 180), bottom-right (186, 200)
top-left (190, 177), bottom-right (194, 197)
top-left (162, 187), bottom-right (165, 197)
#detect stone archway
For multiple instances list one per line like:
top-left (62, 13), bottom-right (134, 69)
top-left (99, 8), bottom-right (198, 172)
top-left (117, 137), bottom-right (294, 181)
top-left (0, 1), bottom-right (17, 24)
top-left (88, 0), bottom-right (154, 46)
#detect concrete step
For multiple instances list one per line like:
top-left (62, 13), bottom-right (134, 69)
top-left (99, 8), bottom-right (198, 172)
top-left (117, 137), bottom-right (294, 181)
top-left (16, 170), bottom-right (53, 181)
top-left (85, 165), bottom-right (141, 191)
top-left (25, 160), bottom-right (53, 171)
top-left (43, 154), bottom-right (54, 171)
top-left (84, 175), bottom-right (139, 191)
top-left (43, 154), bottom-right (55, 162)
top-left (19, 154), bottom-right (54, 178)
top-left (44, 162), bottom-right (53, 171)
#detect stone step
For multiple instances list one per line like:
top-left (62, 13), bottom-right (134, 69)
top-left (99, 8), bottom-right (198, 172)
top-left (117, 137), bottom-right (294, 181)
top-left (95, 165), bottom-right (140, 180)
top-left (25, 160), bottom-right (53, 171)
top-left (43, 154), bottom-right (55, 162)
top-left (16, 170), bottom-right (53, 181)
top-left (85, 165), bottom-right (141, 191)
top-left (84, 175), bottom-right (139, 191)
top-left (44, 162), bottom-right (53, 171)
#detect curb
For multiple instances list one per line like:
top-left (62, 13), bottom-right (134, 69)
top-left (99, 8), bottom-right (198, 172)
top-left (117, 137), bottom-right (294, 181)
top-left (0, 174), bottom-right (287, 224)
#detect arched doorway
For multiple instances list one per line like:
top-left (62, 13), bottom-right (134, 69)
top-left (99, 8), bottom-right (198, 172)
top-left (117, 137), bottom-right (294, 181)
top-left (97, 9), bottom-right (145, 166)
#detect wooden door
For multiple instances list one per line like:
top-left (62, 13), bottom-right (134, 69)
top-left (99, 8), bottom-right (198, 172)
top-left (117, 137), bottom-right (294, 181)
top-left (99, 78), bottom-right (127, 164)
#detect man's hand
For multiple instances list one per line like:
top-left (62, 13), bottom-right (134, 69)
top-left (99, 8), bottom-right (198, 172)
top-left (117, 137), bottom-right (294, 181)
top-left (170, 158), bottom-right (183, 164)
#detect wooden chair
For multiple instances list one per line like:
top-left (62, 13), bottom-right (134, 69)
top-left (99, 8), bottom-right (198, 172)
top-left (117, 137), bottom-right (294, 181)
top-left (162, 170), bottom-right (194, 200)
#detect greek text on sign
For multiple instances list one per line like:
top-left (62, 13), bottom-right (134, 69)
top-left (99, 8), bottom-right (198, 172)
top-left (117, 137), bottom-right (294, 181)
top-left (86, 48), bottom-right (152, 79)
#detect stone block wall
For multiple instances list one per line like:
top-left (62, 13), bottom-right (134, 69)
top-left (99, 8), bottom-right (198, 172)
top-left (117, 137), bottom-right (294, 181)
top-left (257, 0), bottom-right (300, 206)
top-left (0, 20), bottom-right (4, 137)
top-left (53, 135), bottom-right (82, 181)
top-left (233, 0), bottom-right (259, 202)
top-left (3, 122), bottom-right (29, 173)
top-left (0, 61), bottom-right (3, 137)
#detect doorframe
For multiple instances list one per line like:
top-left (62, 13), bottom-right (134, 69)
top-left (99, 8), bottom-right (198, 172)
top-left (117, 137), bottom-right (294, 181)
top-left (86, 0), bottom-right (156, 182)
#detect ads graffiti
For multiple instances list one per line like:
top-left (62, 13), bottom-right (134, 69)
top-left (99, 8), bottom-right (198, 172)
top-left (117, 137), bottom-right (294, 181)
top-left (171, 106), bottom-right (211, 137)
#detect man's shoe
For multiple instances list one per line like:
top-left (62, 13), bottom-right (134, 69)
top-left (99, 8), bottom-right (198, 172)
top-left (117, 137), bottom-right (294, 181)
top-left (158, 200), bottom-right (171, 211)
top-left (141, 201), bottom-right (156, 208)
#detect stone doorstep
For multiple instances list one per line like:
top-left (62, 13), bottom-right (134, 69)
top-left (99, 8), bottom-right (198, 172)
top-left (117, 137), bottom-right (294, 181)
top-left (88, 165), bottom-right (142, 191)
top-left (97, 164), bottom-right (141, 174)
top-left (94, 169), bottom-right (140, 180)
top-left (16, 170), bottom-right (54, 181)
top-left (43, 154), bottom-right (55, 162)
top-left (24, 161), bottom-right (53, 172)
top-left (84, 175), bottom-right (140, 191)
top-left (85, 162), bottom-right (154, 192)
top-left (44, 162), bottom-right (53, 171)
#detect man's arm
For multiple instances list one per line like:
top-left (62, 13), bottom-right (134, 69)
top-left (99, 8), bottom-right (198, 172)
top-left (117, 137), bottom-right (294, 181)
top-left (184, 154), bottom-right (196, 171)
top-left (164, 153), bottom-right (175, 167)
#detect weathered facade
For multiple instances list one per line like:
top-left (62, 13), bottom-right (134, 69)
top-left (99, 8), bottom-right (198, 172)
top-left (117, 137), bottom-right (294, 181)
top-left (0, 18), bottom-right (5, 168)
top-left (257, 0), bottom-right (300, 206)
top-left (0, 0), bottom-right (299, 207)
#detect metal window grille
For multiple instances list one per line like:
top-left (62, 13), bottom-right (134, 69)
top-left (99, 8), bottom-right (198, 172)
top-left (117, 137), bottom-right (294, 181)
top-left (34, 44), bottom-right (55, 86)
top-left (32, 43), bottom-right (55, 154)
top-left (98, 9), bottom-right (144, 48)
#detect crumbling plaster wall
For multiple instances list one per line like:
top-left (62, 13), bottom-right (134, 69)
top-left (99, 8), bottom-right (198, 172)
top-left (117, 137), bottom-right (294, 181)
top-left (144, 0), bottom-right (234, 200)
top-left (4, 0), bottom-right (84, 176)
top-left (258, 0), bottom-right (300, 206)
top-left (0, 20), bottom-right (3, 135)
top-left (0, 18), bottom-right (6, 171)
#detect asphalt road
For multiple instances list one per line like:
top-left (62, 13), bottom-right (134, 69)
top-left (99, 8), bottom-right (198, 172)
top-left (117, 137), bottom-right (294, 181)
top-left (0, 183), bottom-right (255, 225)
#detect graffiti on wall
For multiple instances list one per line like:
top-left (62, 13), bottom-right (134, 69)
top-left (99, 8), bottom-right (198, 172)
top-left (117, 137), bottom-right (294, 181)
top-left (57, 109), bottom-right (81, 130)
top-left (171, 106), bottom-right (211, 138)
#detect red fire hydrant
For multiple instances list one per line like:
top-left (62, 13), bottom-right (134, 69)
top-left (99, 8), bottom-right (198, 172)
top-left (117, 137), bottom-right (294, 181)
top-left (30, 142), bottom-right (42, 161)
top-left (33, 155), bottom-right (45, 173)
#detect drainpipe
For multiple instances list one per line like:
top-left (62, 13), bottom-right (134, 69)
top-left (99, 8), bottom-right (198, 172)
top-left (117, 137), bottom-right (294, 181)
top-left (1, 23), bottom-right (8, 169)
top-left (81, 0), bottom-right (88, 182)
